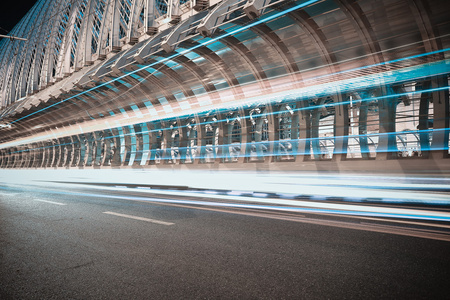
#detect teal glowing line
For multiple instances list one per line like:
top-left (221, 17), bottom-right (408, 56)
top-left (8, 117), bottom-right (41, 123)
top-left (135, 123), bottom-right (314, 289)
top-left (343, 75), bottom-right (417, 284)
top-left (74, 84), bottom-right (446, 139)
top-left (8, 0), bottom-right (321, 125)
top-left (34, 57), bottom-right (449, 137)
top-left (142, 84), bottom-right (450, 135)
top-left (7, 128), bottom-right (449, 159)
top-left (6, 0), bottom-right (449, 126)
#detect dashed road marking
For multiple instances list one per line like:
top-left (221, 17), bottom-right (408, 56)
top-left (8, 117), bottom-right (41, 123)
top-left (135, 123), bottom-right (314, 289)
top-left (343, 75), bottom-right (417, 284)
top-left (103, 211), bottom-right (174, 226)
top-left (34, 199), bottom-right (67, 205)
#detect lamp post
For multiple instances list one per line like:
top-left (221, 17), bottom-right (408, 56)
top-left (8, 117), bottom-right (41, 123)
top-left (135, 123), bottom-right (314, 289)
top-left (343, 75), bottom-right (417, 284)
top-left (0, 34), bottom-right (27, 41)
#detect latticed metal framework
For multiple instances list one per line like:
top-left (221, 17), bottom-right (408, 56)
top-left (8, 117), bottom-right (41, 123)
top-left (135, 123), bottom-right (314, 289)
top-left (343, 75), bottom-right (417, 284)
top-left (0, 0), bottom-right (449, 171)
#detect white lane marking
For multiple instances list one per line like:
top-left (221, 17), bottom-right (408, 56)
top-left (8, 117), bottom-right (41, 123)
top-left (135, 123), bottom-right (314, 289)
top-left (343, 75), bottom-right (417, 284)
top-left (88, 185), bottom-right (450, 219)
top-left (103, 211), bottom-right (174, 226)
top-left (0, 192), bottom-right (21, 197)
top-left (34, 199), bottom-right (67, 205)
top-left (354, 216), bottom-right (450, 229)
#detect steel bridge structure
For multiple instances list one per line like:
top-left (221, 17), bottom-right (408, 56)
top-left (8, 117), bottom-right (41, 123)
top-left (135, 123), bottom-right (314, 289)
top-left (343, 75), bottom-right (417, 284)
top-left (0, 0), bottom-right (449, 172)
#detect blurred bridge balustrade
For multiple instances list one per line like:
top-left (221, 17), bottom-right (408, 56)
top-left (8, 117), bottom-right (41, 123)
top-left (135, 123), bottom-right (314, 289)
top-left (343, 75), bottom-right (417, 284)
top-left (0, 0), bottom-right (449, 173)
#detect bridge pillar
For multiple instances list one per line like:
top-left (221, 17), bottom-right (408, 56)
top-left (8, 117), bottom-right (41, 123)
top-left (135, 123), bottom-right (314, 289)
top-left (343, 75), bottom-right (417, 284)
top-left (268, 104), bottom-right (280, 162)
top-left (110, 128), bottom-right (122, 167)
top-left (333, 93), bottom-right (349, 161)
top-left (375, 86), bottom-right (397, 160)
top-left (430, 76), bottom-right (449, 159)
top-left (132, 124), bottom-right (144, 166)
top-left (297, 99), bottom-right (311, 161)
top-left (310, 98), bottom-right (325, 160)
top-left (178, 119), bottom-right (189, 164)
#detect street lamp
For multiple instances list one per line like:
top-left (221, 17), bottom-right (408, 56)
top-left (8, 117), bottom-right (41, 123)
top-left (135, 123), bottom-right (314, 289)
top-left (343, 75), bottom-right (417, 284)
top-left (0, 34), bottom-right (27, 41)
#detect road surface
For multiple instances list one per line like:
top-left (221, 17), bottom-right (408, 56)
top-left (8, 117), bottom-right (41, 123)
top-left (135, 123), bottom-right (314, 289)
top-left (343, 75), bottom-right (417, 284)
top-left (1, 171), bottom-right (450, 299)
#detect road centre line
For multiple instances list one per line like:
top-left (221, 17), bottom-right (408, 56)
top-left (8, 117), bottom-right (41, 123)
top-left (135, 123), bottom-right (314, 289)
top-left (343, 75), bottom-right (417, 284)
top-left (113, 199), bottom-right (450, 242)
top-left (84, 185), bottom-right (450, 219)
top-left (34, 199), bottom-right (67, 205)
top-left (23, 185), bottom-right (450, 222)
top-left (355, 216), bottom-right (450, 229)
top-left (103, 211), bottom-right (174, 226)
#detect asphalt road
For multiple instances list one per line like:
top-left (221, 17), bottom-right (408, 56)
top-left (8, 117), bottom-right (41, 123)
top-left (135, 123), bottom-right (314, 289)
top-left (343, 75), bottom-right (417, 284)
top-left (1, 183), bottom-right (450, 299)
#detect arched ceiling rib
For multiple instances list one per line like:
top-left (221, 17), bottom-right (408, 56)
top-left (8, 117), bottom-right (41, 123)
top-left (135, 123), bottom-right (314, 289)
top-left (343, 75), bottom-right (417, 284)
top-left (0, 0), bottom-right (449, 147)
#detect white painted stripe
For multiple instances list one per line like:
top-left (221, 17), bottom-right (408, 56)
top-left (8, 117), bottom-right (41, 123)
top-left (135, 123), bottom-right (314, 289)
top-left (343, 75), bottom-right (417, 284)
top-left (103, 211), bottom-right (174, 226)
top-left (89, 185), bottom-right (450, 219)
top-left (354, 216), bottom-right (450, 229)
top-left (0, 192), bottom-right (21, 197)
top-left (34, 199), bottom-right (67, 205)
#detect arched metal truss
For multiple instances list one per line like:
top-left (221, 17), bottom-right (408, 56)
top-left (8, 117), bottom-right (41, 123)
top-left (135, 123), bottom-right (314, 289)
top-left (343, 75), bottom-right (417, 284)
top-left (0, 0), bottom-right (449, 171)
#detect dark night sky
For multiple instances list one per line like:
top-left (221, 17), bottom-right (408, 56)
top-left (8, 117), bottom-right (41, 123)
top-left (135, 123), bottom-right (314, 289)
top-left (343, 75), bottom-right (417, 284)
top-left (0, 0), bottom-right (39, 41)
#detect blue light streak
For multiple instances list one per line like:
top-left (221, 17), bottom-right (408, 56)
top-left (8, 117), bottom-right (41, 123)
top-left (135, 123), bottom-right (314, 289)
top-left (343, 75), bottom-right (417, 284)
top-left (7, 0), bottom-right (321, 125)
top-left (5, 0), bottom-right (449, 127)
top-left (7, 128), bottom-right (450, 161)
top-left (4, 82), bottom-right (449, 155)
top-left (2, 185), bottom-right (448, 222)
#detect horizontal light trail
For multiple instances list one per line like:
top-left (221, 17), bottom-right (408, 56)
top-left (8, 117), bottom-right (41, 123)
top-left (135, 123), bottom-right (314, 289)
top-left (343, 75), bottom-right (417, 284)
top-left (48, 55), bottom-right (450, 128)
top-left (7, 0), bottom-right (321, 125)
top-left (8, 182), bottom-right (448, 223)
top-left (29, 180), bottom-right (450, 206)
top-left (75, 84), bottom-right (450, 137)
top-left (5, 127), bottom-right (441, 154)
top-left (1, 58), bottom-right (448, 152)
top-left (4, 179), bottom-right (449, 241)
top-left (2, 15), bottom-right (450, 130)
top-left (61, 189), bottom-right (450, 222)
top-left (91, 185), bottom-right (450, 211)
top-left (103, 211), bottom-right (174, 225)
top-left (7, 128), bottom-right (449, 162)
top-left (3, 78), bottom-right (449, 154)
top-left (51, 54), bottom-right (448, 136)
top-left (4, 175), bottom-right (450, 207)
top-left (24, 182), bottom-right (450, 221)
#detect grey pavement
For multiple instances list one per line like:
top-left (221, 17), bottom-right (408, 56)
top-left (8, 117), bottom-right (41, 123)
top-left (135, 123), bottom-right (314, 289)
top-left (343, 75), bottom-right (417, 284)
top-left (1, 182), bottom-right (450, 299)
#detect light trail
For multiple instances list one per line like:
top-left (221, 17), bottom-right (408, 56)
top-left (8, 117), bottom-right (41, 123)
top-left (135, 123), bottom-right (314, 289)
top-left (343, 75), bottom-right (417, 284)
top-left (1, 80), bottom-right (448, 152)
top-left (2, 169), bottom-right (450, 209)
top-left (7, 0), bottom-right (322, 125)
top-left (4, 13), bottom-right (449, 129)
top-left (7, 127), bottom-right (449, 163)
top-left (10, 186), bottom-right (450, 222)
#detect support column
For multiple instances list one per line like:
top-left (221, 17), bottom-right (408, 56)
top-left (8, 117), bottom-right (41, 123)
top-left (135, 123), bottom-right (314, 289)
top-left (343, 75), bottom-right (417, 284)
top-left (238, 109), bottom-right (250, 163)
top-left (430, 76), bottom-right (449, 159)
top-left (102, 129), bottom-right (113, 166)
top-left (79, 134), bottom-right (87, 167)
top-left (111, 128), bottom-right (122, 167)
top-left (376, 86), bottom-right (397, 160)
top-left (418, 82), bottom-right (432, 158)
top-left (357, 92), bottom-right (370, 159)
top-left (133, 124), bottom-right (144, 166)
top-left (215, 114), bottom-right (227, 164)
top-left (56, 138), bottom-right (65, 167)
top-left (7, 148), bottom-right (14, 168)
top-left (297, 99), bottom-right (311, 161)
top-left (63, 137), bottom-right (73, 167)
top-left (71, 135), bottom-right (80, 167)
top-left (311, 98), bottom-right (325, 160)
top-left (196, 115), bottom-right (206, 164)
top-left (93, 131), bottom-right (103, 167)
top-left (148, 123), bottom-right (160, 165)
top-left (85, 132), bottom-right (95, 167)
top-left (161, 121), bottom-right (173, 164)
top-left (178, 119), bottom-right (189, 164)
top-left (267, 104), bottom-right (280, 162)
top-left (333, 93), bottom-right (349, 161)
top-left (47, 142), bottom-right (55, 168)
